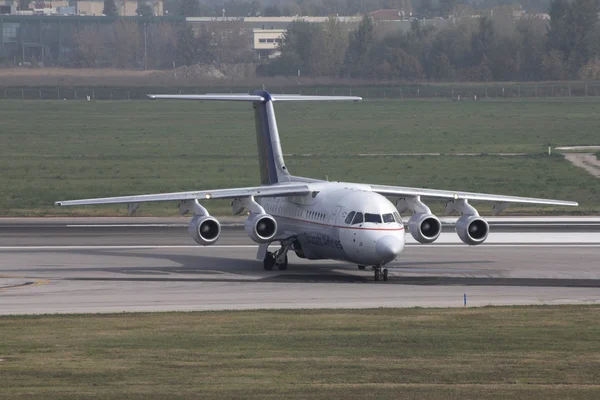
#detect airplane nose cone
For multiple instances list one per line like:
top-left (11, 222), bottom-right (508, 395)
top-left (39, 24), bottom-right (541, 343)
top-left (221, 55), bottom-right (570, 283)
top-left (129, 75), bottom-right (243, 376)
top-left (376, 235), bottom-right (403, 264)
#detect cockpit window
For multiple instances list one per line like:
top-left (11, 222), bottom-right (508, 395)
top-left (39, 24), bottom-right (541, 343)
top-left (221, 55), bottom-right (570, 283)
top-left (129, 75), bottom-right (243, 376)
top-left (365, 213), bottom-right (382, 223)
top-left (394, 211), bottom-right (403, 224)
top-left (345, 211), bottom-right (355, 224)
top-left (382, 213), bottom-right (395, 223)
top-left (352, 212), bottom-right (363, 224)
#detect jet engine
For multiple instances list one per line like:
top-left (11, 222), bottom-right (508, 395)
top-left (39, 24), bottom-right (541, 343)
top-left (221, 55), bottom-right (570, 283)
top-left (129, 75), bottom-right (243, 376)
top-left (455, 215), bottom-right (489, 245)
top-left (188, 215), bottom-right (221, 245)
top-left (245, 213), bottom-right (277, 244)
top-left (408, 213), bottom-right (442, 244)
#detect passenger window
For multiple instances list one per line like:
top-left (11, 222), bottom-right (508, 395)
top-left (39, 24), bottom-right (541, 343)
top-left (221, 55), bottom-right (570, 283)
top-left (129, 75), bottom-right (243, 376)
top-left (382, 213), bottom-right (395, 223)
top-left (352, 212), bottom-right (363, 224)
top-left (365, 213), bottom-right (382, 223)
top-left (345, 211), bottom-right (355, 224)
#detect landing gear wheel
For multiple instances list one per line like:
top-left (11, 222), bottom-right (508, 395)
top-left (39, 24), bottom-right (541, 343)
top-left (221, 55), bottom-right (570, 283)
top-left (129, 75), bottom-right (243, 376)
top-left (383, 268), bottom-right (389, 281)
top-left (276, 254), bottom-right (288, 271)
top-left (263, 252), bottom-right (276, 271)
top-left (374, 268), bottom-right (381, 281)
top-left (358, 265), bottom-right (366, 270)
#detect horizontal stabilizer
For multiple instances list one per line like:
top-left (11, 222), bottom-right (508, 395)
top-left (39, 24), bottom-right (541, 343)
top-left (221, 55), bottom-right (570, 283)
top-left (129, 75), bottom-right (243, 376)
top-left (147, 93), bottom-right (362, 102)
top-left (147, 94), bottom-right (264, 101)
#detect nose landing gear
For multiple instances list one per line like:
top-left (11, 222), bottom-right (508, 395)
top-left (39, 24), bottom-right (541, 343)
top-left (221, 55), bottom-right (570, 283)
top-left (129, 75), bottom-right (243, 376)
top-left (373, 267), bottom-right (389, 282)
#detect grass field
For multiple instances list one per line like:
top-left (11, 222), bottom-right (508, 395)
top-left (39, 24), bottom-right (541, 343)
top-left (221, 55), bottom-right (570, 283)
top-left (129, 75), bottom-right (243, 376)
top-left (1, 306), bottom-right (600, 399)
top-left (1, 97), bottom-right (599, 216)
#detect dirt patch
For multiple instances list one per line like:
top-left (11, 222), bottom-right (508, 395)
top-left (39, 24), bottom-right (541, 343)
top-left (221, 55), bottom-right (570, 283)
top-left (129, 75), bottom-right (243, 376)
top-left (564, 153), bottom-right (600, 178)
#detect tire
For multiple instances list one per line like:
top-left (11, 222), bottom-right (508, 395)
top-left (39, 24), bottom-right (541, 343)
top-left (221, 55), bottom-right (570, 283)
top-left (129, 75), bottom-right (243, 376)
top-left (263, 252), bottom-right (276, 271)
top-left (383, 269), bottom-right (388, 282)
top-left (374, 269), bottom-right (380, 281)
top-left (277, 254), bottom-right (288, 271)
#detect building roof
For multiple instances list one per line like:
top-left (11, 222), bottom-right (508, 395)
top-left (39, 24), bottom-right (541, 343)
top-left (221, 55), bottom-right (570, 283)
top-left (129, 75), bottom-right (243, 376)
top-left (369, 9), bottom-right (405, 21)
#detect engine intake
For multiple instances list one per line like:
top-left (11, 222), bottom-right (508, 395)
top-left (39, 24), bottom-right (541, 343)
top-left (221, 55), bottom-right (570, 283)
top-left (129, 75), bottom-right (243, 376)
top-left (408, 213), bottom-right (442, 244)
top-left (245, 213), bottom-right (277, 243)
top-left (188, 215), bottom-right (221, 245)
top-left (456, 215), bottom-right (489, 245)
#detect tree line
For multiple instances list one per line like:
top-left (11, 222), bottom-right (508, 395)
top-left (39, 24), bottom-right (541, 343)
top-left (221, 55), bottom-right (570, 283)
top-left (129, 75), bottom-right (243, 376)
top-left (258, 0), bottom-right (600, 81)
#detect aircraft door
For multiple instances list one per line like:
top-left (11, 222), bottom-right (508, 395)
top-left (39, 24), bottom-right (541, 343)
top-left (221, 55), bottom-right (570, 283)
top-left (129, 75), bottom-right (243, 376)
top-left (328, 206), bottom-right (342, 226)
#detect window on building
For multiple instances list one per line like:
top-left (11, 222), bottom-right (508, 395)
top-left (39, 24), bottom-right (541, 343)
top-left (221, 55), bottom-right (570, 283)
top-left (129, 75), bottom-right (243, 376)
top-left (2, 23), bottom-right (18, 43)
top-left (259, 39), bottom-right (267, 43)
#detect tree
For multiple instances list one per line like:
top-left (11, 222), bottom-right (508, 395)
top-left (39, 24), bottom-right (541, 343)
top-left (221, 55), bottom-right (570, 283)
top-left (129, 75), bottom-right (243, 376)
top-left (471, 16), bottom-right (495, 66)
top-left (278, 20), bottom-right (319, 74)
top-left (568, 0), bottom-right (600, 70)
top-left (136, 2), bottom-right (154, 16)
top-left (72, 28), bottom-right (108, 67)
top-left (263, 5), bottom-right (281, 16)
top-left (111, 21), bottom-right (141, 69)
top-left (309, 17), bottom-right (348, 77)
top-left (179, 0), bottom-right (200, 17)
top-left (547, 0), bottom-right (600, 74)
top-left (103, 0), bottom-right (118, 16)
top-left (344, 15), bottom-right (375, 77)
top-left (175, 25), bottom-right (199, 66)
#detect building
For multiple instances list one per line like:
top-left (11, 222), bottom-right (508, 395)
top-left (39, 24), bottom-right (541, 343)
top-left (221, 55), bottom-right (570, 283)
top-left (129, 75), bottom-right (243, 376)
top-left (187, 16), bottom-right (361, 60)
top-left (369, 9), bottom-right (409, 21)
top-left (252, 28), bottom-right (284, 59)
top-left (76, 0), bottom-right (164, 16)
top-left (0, 15), bottom-right (181, 65)
top-left (1, 0), bottom-right (164, 16)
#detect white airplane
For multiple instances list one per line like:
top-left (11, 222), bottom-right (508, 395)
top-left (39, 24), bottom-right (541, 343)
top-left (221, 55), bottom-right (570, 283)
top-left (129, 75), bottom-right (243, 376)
top-left (56, 91), bottom-right (578, 281)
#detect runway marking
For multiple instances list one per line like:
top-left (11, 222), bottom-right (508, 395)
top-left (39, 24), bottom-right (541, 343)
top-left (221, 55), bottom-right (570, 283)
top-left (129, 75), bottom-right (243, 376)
top-left (0, 279), bottom-right (49, 291)
top-left (66, 224), bottom-right (242, 228)
top-left (1, 244), bottom-right (600, 250)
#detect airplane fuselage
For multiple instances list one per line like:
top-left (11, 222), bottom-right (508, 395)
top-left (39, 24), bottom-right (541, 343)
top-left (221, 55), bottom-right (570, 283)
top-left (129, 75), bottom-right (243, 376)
top-left (260, 182), bottom-right (406, 266)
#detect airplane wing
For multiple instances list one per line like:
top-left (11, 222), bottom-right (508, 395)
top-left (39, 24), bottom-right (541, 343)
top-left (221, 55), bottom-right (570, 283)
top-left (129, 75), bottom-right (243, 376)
top-left (370, 184), bottom-right (578, 207)
top-left (55, 184), bottom-right (310, 206)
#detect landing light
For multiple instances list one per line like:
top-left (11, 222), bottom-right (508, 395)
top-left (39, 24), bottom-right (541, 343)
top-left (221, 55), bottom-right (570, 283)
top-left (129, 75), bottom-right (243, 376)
top-left (205, 194), bottom-right (212, 199)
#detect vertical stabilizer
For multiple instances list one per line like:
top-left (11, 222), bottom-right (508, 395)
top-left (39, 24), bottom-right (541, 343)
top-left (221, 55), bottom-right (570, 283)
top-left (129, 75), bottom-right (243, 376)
top-left (147, 91), bottom-right (361, 186)
top-left (252, 90), bottom-right (290, 185)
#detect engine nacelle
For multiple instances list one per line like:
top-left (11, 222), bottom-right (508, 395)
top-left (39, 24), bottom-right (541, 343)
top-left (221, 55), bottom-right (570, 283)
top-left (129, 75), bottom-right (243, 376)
top-left (456, 215), bottom-right (489, 245)
top-left (245, 213), bottom-right (277, 244)
top-left (408, 213), bottom-right (442, 244)
top-left (188, 215), bottom-right (221, 246)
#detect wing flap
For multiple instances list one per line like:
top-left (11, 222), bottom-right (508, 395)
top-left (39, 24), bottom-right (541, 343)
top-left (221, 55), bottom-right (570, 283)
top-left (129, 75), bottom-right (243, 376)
top-left (56, 184), bottom-right (311, 207)
top-left (371, 184), bottom-right (578, 207)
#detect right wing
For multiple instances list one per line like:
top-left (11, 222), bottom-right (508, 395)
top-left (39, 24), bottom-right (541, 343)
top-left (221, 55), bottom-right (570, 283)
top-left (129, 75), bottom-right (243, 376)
top-left (55, 184), bottom-right (310, 206)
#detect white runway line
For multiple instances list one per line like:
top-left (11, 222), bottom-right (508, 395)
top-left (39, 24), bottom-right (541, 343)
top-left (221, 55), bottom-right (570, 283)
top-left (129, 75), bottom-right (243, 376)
top-left (1, 244), bottom-right (599, 250)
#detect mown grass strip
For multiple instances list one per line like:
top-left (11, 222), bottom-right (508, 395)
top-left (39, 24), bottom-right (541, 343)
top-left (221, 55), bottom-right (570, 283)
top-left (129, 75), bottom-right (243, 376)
top-left (1, 306), bottom-right (600, 399)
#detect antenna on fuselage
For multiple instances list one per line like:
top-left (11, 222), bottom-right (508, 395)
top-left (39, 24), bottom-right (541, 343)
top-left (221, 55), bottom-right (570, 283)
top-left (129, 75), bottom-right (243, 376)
top-left (326, 174), bottom-right (329, 181)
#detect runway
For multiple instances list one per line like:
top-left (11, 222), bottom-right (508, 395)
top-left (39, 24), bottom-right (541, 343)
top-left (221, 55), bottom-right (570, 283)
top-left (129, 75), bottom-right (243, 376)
top-left (1, 217), bottom-right (599, 314)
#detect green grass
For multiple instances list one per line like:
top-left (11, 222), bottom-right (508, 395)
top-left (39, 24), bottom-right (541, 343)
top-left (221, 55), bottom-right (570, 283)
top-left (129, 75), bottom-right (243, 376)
top-left (1, 98), bottom-right (599, 216)
top-left (1, 306), bottom-right (600, 399)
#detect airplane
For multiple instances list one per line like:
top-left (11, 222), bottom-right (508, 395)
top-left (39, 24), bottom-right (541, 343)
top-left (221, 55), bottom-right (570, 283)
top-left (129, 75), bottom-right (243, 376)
top-left (55, 90), bottom-right (578, 282)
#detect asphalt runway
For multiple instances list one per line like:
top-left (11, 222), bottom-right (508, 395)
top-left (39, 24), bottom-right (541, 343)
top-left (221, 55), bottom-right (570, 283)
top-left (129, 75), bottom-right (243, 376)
top-left (1, 217), bottom-right (599, 314)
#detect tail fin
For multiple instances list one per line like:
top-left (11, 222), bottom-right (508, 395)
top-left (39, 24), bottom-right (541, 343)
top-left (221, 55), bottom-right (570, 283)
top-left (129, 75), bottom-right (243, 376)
top-left (148, 91), bottom-right (361, 185)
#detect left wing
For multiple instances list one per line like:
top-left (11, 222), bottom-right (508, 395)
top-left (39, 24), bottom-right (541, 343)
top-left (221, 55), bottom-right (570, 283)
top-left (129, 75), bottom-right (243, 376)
top-left (371, 184), bottom-right (578, 208)
top-left (55, 184), bottom-right (310, 206)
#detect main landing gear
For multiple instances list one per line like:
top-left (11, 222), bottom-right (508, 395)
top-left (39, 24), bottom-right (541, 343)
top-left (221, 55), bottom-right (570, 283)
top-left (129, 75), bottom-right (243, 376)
top-left (263, 238), bottom-right (294, 271)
